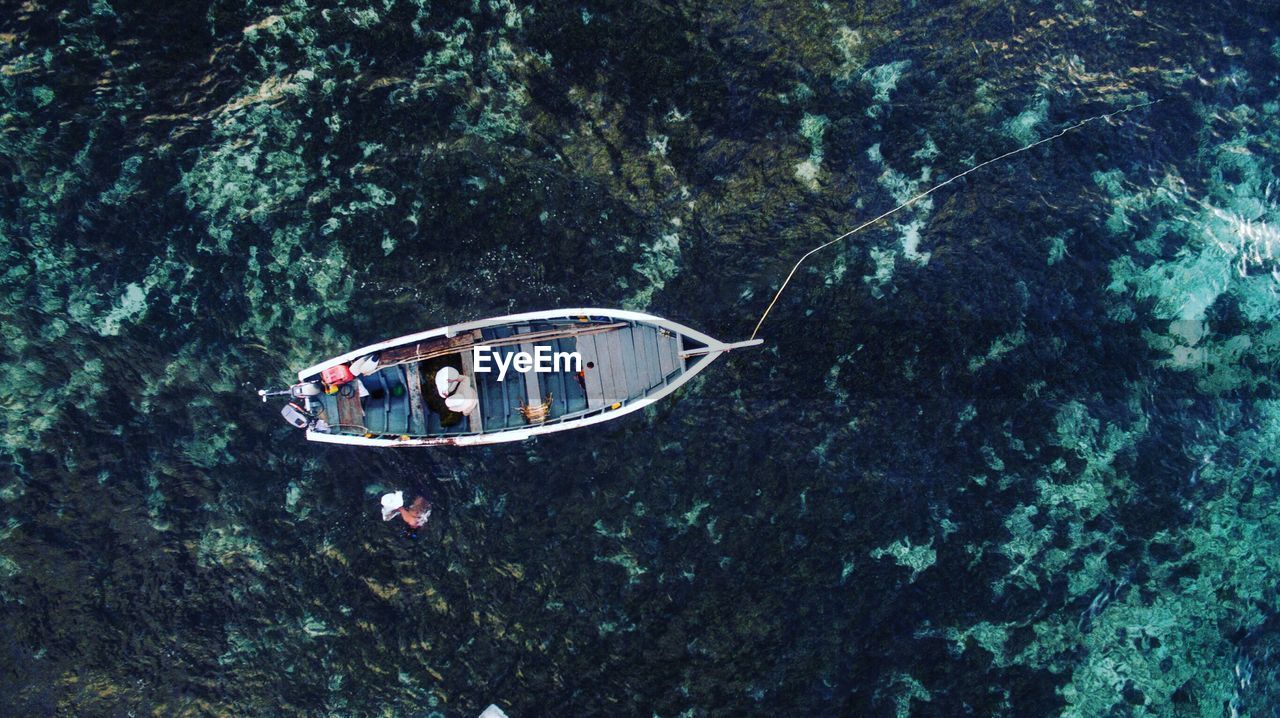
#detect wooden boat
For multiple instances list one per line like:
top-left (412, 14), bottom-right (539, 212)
top-left (260, 308), bottom-right (760, 447)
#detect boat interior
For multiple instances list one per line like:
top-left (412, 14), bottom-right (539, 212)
top-left (309, 316), bottom-right (700, 439)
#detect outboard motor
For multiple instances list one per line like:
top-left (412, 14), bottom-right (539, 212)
top-left (281, 402), bottom-right (311, 429)
top-left (258, 383), bottom-right (317, 401)
top-left (290, 382), bottom-right (322, 398)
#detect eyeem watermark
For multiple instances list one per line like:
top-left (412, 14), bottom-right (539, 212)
top-left (473, 345), bottom-right (582, 381)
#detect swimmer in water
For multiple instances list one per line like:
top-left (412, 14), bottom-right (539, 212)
top-left (380, 491), bottom-right (432, 537)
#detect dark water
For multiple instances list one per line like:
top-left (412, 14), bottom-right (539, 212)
top-left (3, 1), bottom-right (1279, 715)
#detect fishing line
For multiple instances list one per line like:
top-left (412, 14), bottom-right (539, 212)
top-left (748, 99), bottom-right (1162, 341)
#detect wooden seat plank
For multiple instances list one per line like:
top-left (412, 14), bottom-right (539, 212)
top-left (379, 329), bottom-right (481, 365)
top-left (577, 333), bottom-right (606, 407)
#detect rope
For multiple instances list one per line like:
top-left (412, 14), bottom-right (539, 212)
top-left (749, 99), bottom-right (1161, 341)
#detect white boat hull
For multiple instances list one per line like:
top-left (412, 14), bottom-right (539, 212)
top-left (288, 308), bottom-right (757, 447)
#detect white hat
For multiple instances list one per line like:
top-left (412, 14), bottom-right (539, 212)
top-left (380, 491), bottom-right (404, 521)
top-left (435, 367), bottom-right (463, 397)
top-left (350, 355), bottom-right (379, 376)
top-left (445, 382), bottom-right (478, 414)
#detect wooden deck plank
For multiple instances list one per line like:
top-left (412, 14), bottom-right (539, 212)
top-left (551, 338), bottom-right (571, 416)
top-left (337, 385), bottom-right (364, 432)
top-left (486, 327), bottom-right (512, 428)
top-left (459, 348), bottom-right (483, 433)
top-left (494, 349), bottom-right (512, 428)
top-left (490, 327), bottom-right (525, 428)
top-left (614, 327), bottom-right (643, 399)
top-left (404, 363), bottom-right (426, 435)
top-left (358, 379), bottom-right (384, 433)
top-left (592, 332), bottom-right (617, 404)
top-left (377, 373), bottom-right (392, 432)
top-left (638, 325), bottom-right (664, 388)
top-left (657, 329), bottom-right (678, 377)
top-left (386, 368), bottom-right (409, 434)
top-left (516, 327), bottom-right (543, 410)
top-left (423, 365), bottom-right (445, 434)
top-left (477, 364), bottom-right (506, 432)
top-left (557, 337), bottom-right (588, 413)
top-left (603, 329), bottom-right (630, 403)
top-left (427, 402), bottom-right (442, 434)
top-left (385, 369), bottom-right (405, 433)
top-left (628, 324), bottom-right (655, 390)
top-left (577, 333), bottom-right (607, 408)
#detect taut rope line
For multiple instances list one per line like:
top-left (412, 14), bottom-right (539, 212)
top-left (748, 99), bottom-right (1161, 341)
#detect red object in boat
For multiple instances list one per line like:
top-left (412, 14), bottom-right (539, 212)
top-left (321, 364), bottom-right (355, 386)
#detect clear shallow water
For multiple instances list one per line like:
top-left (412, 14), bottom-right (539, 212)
top-left (2, 1), bottom-right (1279, 715)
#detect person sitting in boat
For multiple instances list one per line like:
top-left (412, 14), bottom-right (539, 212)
top-left (380, 490), bottom-right (432, 537)
top-left (434, 366), bottom-right (478, 414)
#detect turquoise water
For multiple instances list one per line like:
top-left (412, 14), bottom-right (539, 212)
top-left (2, 1), bottom-right (1279, 715)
